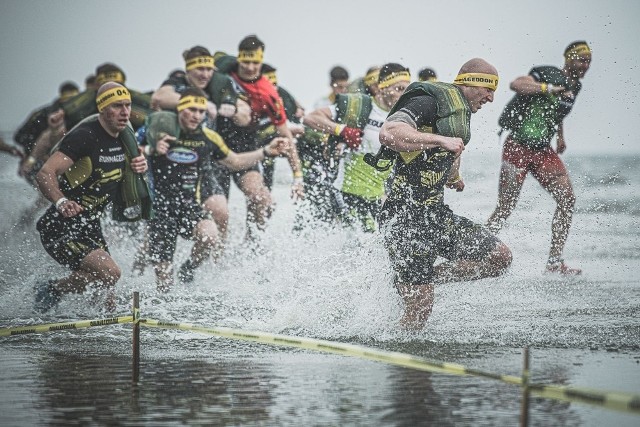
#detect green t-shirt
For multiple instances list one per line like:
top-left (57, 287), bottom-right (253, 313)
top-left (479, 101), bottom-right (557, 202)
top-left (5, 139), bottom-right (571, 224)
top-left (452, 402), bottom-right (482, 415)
top-left (499, 65), bottom-right (582, 149)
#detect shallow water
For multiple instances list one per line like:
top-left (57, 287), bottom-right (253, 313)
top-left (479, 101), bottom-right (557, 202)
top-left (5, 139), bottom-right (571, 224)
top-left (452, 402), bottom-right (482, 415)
top-left (1, 150), bottom-right (639, 426)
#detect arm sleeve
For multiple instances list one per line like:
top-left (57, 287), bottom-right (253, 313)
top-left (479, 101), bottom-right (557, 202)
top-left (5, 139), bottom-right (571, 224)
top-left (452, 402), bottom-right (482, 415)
top-left (396, 95), bottom-right (438, 129)
top-left (58, 128), bottom-right (92, 162)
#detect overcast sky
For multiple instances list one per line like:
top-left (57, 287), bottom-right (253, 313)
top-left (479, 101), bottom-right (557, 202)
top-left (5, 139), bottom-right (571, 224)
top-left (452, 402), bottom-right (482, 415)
top-left (1, 0), bottom-right (638, 154)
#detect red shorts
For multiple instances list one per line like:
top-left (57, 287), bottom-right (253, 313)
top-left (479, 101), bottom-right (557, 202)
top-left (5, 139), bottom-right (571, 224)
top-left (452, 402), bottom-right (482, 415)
top-left (502, 138), bottom-right (567, 185)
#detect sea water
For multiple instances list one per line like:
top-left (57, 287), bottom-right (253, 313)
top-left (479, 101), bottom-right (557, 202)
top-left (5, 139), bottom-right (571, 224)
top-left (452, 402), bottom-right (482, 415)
top-left (0, 146), bottom-right (638, 426)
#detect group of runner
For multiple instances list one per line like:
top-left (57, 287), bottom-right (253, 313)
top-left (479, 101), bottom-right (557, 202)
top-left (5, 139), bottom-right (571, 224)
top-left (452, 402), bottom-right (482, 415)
top-left (2, 36), bottom-right (592, 329)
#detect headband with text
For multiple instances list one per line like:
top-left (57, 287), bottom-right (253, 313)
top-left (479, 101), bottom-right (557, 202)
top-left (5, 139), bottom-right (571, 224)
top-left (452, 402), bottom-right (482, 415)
top-left (96, 87), bottom-right (131, 112)
top-left (238, 48), bottom-right (264, 63)
top-left (186, 56), bottom-right (215, 71)
top-left (453, 73), bottom-right (499, 91)
top-left (378, 71), bottom-right (411, 89)
top-left (177, 95), bottom-right (208, 112)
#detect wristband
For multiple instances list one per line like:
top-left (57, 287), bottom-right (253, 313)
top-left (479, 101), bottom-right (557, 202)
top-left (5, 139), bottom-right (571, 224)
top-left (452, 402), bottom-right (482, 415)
top-left (547, 83), bottom-right (554, 93)
top-left (448, 175), bottom-right (462, 184)
top-left (143, 145), bottom-right (153, 156)
top-left (293, 171), bottom-right (303, 179)
top-left (55, 197), bottom-right (68, 211)
top-left (26, 155), bottom-right (37, 166)
top-left (333, 124), bottom-right (346, 136)
top-left (540, 82), bottom-right (548, 93)
top-left (263, 146), bottom-right (273, 158)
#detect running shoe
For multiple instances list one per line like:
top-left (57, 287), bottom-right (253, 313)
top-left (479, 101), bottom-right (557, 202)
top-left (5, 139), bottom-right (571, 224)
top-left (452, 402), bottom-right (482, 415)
top-left (34, 280), bottom-right (62, 313)
top-left (545, 261), bottom-right (582, 276)
top-left (177, 261), bottom-right (195, 285)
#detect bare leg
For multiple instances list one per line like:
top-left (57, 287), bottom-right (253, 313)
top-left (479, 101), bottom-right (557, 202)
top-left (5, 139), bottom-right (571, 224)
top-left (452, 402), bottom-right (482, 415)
top-left (486, 160), bottom-right (527, 234)
top-left (203, 195), bottom-right (229, 259)
top-left (396, 283), bottom-right (435, 330)
top-left (435, 241), bottom-right (513, 284)
top-left (237, 170), bottom-right (273, 236)
top-left (188, 219), bottom-right (219, 268)
top-left (537, 169), bottom-right (579, 273)
top-left (53, 249), bottom-right (121, 311)
top-left (153, 261), bottom-right (173, 293)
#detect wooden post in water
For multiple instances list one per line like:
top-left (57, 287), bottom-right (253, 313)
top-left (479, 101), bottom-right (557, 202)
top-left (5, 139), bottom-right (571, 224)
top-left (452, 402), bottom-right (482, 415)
top-left (519, 347), bottom-right (530, 427)
top-left (132, 291), bottom-right (140, 384)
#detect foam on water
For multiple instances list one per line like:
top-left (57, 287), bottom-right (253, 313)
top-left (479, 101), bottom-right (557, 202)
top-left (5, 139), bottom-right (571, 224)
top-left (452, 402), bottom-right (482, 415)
top-left (1, 153), bottom-right (639, 351)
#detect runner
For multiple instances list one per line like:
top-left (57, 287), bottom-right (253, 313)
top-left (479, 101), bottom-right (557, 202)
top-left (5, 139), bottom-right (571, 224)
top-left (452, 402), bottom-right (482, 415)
top-left (418, 67), bottom-right (438, 82)
top-left (34, 82), bottom-right (149, 312)
top-left (486, 41), bottom-right (592, 275)
top-left (304, 63), bottom-right (412, 231)
top-left (257, 63), bottom-right (305, 190)
top-left (378, 58), bottom-right (512, 329)
top-left (14, 81), bottom-right (79, 226)
top-left (144, 89), bottom-right (289, 290)
top-left (212, 35), bottom-right (304, 240)
top-left (314, 65), bottom-right (349, 109)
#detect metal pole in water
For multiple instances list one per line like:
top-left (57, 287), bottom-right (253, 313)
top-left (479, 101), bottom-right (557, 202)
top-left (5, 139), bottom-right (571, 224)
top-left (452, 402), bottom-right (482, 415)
top-left (519, 347), bottom-right (530, 427)
top-left (132, 291), bottom-right (140, 384)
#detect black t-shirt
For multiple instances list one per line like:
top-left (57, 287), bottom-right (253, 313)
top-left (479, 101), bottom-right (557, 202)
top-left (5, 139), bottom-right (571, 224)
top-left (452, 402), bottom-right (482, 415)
top-left (151, 126), bottom-right (230, 202)
top-left (57, 120), bottom-right (126, 216)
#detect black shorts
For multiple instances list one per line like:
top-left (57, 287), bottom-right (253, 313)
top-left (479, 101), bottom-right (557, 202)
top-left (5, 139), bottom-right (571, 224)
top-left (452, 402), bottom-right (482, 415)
top-left (379, 201), bottom-right (500, 285)
top-left (200, 166), bottom-right (226, 200)
top-left (37, 207), bottom-right (108, 270)
top-left (148, 194), bottom-right (208, 263)
top-left (210, 162), bottom-right (260, 199)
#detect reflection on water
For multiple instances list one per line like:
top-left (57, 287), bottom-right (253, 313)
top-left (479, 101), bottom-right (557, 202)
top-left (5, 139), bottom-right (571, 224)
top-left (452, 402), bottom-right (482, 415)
top-left (2, 343), bottom-right (639, 426)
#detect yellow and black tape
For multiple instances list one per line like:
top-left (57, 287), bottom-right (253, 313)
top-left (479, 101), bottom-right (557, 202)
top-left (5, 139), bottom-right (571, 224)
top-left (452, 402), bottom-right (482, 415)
top-left (0, 316), bottom-right (133, 337)
top-left (2, 314), bottom-right (639, 415)
top-left (141, 318), bottom-right (640, 415)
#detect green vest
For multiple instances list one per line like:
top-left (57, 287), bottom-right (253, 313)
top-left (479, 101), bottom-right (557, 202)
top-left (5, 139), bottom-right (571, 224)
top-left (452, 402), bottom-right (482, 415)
top-left (328, 93), bottom-right (373, 152)
top-left (365, 81), bottom-right (470, 171)
top-left (391, 81), bottom-right (470, 161)
top-left (385, 82), bottom-right (471, 206)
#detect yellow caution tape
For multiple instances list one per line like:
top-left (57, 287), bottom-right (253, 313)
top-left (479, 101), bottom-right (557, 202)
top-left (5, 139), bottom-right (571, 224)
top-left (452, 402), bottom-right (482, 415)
top-left (141, 318), bottom-right (640, 415)
top-left (0, 316), bottom-right (133, 337)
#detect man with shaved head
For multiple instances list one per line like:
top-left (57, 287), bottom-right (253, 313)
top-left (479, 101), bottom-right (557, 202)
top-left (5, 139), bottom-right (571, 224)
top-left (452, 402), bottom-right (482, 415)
top-left (34, 82), bottom-right (148, 313)
top-left (377, 58), bottom-right (512, 329)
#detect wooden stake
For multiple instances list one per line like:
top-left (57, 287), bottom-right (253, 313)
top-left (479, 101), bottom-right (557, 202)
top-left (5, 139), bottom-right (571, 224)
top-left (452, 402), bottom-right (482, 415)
top-left (519, 347), bottom-right (530, 427)
top-left (132, 291), bottom-right (140, 384)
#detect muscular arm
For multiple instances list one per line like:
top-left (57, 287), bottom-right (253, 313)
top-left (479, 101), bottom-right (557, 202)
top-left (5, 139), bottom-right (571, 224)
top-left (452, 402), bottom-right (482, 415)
top-left (510, 75), bottom-right (565, 95)
top-left (302, 107), bottom-right (336, 134)
top-left (35, 151), bottom-right (74, 204)
top-left (380, 116), bottom-right (464, 156)
top-left (151, 85), bottom-right (180, 110)
top-left (276, 122), bottom-right (303, 178)
top-left (218, 137), bottom-right (289, 172)
top-left (380, 95), bottom-right (465, 156)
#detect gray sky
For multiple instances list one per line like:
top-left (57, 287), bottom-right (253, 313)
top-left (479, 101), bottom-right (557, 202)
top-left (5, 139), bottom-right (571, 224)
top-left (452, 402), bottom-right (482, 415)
top-left (1, 0), bottom-right (638, 154)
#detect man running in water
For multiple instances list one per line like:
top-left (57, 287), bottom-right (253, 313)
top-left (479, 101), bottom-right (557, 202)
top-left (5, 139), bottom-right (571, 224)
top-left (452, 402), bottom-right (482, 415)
top-left (486, 41), bottom-right (592, 275)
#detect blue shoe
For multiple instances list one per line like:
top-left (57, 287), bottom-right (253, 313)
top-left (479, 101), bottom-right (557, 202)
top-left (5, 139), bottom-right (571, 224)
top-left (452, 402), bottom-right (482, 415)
top-left (34, 280), bottom-right (61, 313)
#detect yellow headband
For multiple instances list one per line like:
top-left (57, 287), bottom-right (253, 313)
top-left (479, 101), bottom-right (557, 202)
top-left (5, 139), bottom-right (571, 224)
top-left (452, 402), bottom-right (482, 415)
top-left (378, 71), bottom-right (411, 89)
top-left (96, 87), bottom-right (131, 112)
top-left (453, 73), bottom-right (499, 91)
top-left (238, 48), bottom-right (264, 63)
top-left (565, 43), bottom-right (591, 60)
top-left (177, 95), bottom-right (208, 112)
top-left (420, 76), bottom-right (438, 82)
top-left (59, 89), bottom-right (79, 102)
top-left (185, 56), bottom-right (215, 71)
top-left (95, 71), bottom-right (125, 86)
top-left (364, 70), bottom-right (380, 86)
top-left (263, 71), bottom-right (277, 86)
